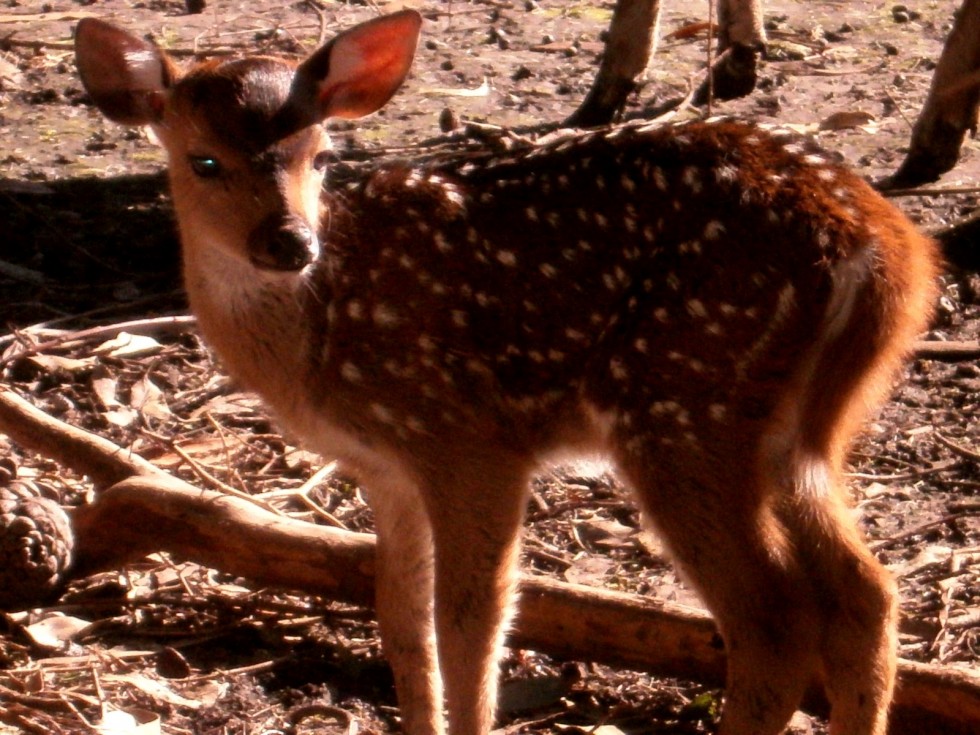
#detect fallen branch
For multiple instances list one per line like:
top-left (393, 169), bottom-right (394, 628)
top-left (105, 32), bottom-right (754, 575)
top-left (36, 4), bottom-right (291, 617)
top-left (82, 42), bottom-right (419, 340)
top-left (1, 387), bottom-right (979, 733)
top-left (913, 340), bottom-right (980, 361)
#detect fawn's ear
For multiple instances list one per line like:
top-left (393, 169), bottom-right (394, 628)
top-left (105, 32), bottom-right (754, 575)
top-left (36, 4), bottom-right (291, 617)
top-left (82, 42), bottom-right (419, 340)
top-left (291, 9), bottom-right (422, 121)
top-left (74, 18), bottom-right (176, 125)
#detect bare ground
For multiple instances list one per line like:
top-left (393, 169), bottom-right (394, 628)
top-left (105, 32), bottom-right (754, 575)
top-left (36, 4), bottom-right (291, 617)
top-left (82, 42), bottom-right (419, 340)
top-left (0, 1), bottom-right (978, 734)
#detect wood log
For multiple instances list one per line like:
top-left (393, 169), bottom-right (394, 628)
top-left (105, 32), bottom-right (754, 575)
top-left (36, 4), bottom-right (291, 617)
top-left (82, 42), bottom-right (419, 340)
top-left (913, 339), bottom-right (980, 361)
top-left (1, 387), bottom-right (979, 733)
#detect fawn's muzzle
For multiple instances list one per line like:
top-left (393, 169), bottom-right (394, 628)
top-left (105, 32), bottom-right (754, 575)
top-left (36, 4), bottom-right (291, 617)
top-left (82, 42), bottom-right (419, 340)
top-left (247, 214), bottom-right (319, 271)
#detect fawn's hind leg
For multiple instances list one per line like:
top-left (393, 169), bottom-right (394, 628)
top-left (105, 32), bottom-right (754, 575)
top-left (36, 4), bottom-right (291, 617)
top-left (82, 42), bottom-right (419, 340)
top-left (615, 439), bottom-right (824, 735)
top-left (779, 464), bottom-right (897, 735)
top-left (422, 460), bottom-right (532, 735)
top-left (363, 475), bottom-right (444, 735)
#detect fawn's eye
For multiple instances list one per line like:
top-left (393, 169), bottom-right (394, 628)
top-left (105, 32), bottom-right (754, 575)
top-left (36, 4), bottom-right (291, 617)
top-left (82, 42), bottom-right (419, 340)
top-left (312, 151), bottom-right (333, 172)
top-left (189, 155), bottom-right (222, 178)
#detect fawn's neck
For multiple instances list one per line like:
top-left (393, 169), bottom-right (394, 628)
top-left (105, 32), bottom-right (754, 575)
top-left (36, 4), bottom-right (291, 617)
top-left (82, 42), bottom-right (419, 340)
top-left (182, 238), bottom-right (322, 422)
top-left (182, 231), bottom-right (418, 478)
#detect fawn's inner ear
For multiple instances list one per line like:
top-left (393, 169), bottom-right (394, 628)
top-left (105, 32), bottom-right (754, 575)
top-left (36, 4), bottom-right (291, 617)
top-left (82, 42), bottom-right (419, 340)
top-left (74, 18), bottom-right (174, 125)
top-left (290, 9), bottom-right (422, 123)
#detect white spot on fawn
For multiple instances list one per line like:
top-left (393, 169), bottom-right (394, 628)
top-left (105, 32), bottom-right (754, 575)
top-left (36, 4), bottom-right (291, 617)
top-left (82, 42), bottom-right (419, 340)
top-left (703, 221), bottom-right (726, 240)
top-left (406, 415), bottom-right (427, 434)
top-left (434, 231), bottom-right (453, 253)
top-left (341, 362), bottom-right (362, 383)
top-left (370, 403), bottom-right (395, 424)
top-left (346, 300), bottom-right (365, 320)
top-left (610, 358), bottom-right (629, 381)
top-left (686, 299), bottom-right (708, 319)
top-left (682, 167), bottom-right (702, 193)
top-left (714, 164), bottom-right (738, 183)
top-left (373, 304), bottom-right (400, 327)
top-left (497, 250), bottom-right (517, 267)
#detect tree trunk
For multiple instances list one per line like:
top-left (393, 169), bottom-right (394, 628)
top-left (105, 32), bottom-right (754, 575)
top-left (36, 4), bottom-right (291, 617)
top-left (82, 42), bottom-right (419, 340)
top-left (883, 0), bottom-right (980, 189)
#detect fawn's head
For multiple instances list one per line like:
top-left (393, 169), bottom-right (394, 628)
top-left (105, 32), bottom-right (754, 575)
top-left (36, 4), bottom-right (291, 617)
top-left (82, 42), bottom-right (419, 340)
top-left (74, 11), bottom-right (422, 272)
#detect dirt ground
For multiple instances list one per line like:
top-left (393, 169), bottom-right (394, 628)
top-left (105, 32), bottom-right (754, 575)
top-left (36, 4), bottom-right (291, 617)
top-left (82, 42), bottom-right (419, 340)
top-left (1, 1), bottom-right (979, 733)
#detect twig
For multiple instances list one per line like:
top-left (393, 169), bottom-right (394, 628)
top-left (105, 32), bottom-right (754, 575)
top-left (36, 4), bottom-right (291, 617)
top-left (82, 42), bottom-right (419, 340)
top-left (0, 37), bottom-right (235, 57)
top-left (848, 458), bottom-right (962, 483)
top-left (885, 185), bottom-right (980, 198)
top-left (256, 461), bottom-right (349, 528)
top-left (305, 0), bottom-right (330, 47)
top-left (871, 508), bottom-right (980, 552)
top-left (0, 258), bottom-right (45, 286)
top-left (934, 433), bottom-right (980, 463)
top-left (178, 657), bottom-right (282, 683)
top-left (0, 315), bottom-right (197, 365)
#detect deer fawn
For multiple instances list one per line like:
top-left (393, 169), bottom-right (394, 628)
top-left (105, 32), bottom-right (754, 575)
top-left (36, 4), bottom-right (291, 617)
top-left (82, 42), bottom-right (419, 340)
top-left (75, 10), bottom-right (938, 735)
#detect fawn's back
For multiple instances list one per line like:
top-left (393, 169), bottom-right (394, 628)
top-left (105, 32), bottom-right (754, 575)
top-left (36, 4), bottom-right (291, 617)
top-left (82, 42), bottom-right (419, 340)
top-left (76, 12), bottom-right (939, 735)
top-left (195, 120), bottom-right (935, 475)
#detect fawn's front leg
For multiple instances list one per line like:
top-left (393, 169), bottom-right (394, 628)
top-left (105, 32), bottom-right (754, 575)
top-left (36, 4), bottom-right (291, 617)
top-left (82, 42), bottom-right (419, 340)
top-left (424, 460), bottom-right (532, 735)
top-left (364, 476), bottom-right (444, 735)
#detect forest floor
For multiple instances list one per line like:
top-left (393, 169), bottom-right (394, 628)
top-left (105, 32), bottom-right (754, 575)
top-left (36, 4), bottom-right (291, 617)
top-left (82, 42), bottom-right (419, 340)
top-left (0, 1), bottom-right (978, 734)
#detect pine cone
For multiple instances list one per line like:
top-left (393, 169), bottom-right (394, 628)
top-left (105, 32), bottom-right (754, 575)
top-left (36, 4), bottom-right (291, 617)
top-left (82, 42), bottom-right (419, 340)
top-left (0, 483), bottom-right (74, 610)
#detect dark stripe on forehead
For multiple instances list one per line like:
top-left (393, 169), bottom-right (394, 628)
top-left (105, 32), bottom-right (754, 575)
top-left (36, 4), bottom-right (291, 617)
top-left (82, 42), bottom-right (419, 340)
top-left (177, 57), bottom-right (297, 151)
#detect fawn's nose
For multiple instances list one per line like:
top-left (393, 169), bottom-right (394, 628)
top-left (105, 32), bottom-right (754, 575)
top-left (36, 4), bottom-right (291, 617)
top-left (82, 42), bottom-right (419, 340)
top-left (247, 214), bottom-right (319, 271)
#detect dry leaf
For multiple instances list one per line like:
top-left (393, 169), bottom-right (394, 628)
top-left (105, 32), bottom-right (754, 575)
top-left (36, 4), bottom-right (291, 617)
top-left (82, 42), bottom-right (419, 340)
top-left (27, 354), bottom-right (95, 373)
top-left (104, 406), bottom-right (139, 428)
top-left (24, 614), bottom-right (92, 649)
top-left (94, 332), bottom-right (163, 359)
top-left (0, 54), bottom-right (23, 90)
top-left (564, 555), bottom-right (614, 586)
top-left (149, 436), bottom-right (239, 469)
top-left (818, 110), bottom-right (876, 131)
top-left (103, 673), bottom-right (206, 709)
top-left (92, 368), bottom-right (122, 410)
top-left (573, 517), bottom-right (636, 549)
top-left (130, 375), bottom-right (171, 422)
top-left (421, 78), bottom-right (491, 97)
top-left (94, 708), bottom-right (161, 735)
